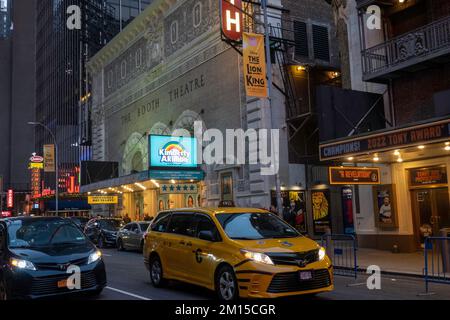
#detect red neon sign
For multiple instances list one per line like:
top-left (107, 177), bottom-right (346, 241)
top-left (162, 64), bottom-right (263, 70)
top-left (1, 211), bottom-right (11, 217)
top-left (7, 189), bottom-right (13, 208)
top-left (221, 0), bottom-right (242, 41)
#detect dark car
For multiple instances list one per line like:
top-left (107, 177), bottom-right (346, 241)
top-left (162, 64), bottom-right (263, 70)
top-left (0, 217), bottom-right (106, 300)
top-left (116, 221), bottom-right (151, 252)
top-left (68, 217), bottom-right (90, 231)
top-left (84, 218), bottom-right (125, 248)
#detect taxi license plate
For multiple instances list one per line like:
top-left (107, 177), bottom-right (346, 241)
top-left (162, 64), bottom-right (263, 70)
top-left (299, 271), bottom-right (313, 281)
top-left (57, 279), bottom-right (68, 288)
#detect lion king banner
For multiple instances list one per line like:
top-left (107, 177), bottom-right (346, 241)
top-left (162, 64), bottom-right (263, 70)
top-left (243, 32), bottom-right (268, 98)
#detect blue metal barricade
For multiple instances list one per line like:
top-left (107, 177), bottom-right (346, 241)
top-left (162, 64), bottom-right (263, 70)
top-left (424, 236), bottom-right (450, 293)
top-left (321, 234), bottom-right (358, 279)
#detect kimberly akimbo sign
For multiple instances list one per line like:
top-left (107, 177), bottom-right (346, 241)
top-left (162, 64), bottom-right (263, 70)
top-left (243, 33), bottom-right (267, 98)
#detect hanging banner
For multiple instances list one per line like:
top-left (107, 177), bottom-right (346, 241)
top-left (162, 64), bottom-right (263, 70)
top-left (243, 32), bottom-right (268, 98)
top-left (43, 144), bottom-right (56, 172)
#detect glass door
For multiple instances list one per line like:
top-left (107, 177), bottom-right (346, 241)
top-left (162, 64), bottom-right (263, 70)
top-left (412, 188), bottom-right (450, 247)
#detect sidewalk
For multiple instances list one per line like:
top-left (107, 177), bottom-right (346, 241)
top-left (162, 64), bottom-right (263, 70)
top-left (356, 248), bottom-right (424, 276)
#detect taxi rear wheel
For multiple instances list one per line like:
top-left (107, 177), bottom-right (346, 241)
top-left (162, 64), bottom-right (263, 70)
top-left (149, 256), bottom-right (167, 288)
top-left (215, 265), bottom-right (238, 301)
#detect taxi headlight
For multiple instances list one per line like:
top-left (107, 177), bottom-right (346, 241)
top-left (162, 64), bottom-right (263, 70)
top-left (10, 258), bottom-right (36, 271)
top-left (318, 247), bottom-right (326, 261)
top-left (88, 250), bottom-right (102, 264)
top-left (241, 250), bottom-right (274, 265)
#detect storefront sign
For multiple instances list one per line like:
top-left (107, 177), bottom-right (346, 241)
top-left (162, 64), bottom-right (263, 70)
top-left (7, 189), bottom-right (13, 208)
top-left (30, 168), bottom-right (41, 199)
top-left (329, 166), bottom-right (380, 185)
top-left (220, 0), bottom-right (242, 41)
top-left (29, 152), bottom-right (44, 169)
top-left (409, 166), bottom-right (447, 187)
top-left (320, 119), bottom-right (450, 160)
top-left (43, 144), bottom-right (55, 172)
top-left (1, 211), bottom-right (12, 217)
top-left (88, 196), bottom-right (118, 205)
top-left (149, 170), bottom-right (204, 180)
top-left (311, 190), bottom-right (332, 235)
top-left (160, 183), bottom-right (198, 194)
top-left (149, 135), bottom-right (198, 168)
top-left (243, 32), bottom-right (268, 98)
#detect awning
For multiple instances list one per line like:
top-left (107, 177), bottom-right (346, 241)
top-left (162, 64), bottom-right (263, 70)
top-left (79, 169), bottom-right (204, 193)
top-left (319, 117), bottom-right (450, 162)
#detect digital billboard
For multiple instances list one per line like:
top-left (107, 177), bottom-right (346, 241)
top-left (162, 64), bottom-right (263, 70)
top-left (149, 135), bottom-right (198, 169)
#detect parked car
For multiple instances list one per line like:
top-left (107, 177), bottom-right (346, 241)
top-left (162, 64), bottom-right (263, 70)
top-left (143, 208), bottom-right (333, 300)
top-left (84, 218), bottom-right (125, 248)
top-left (68, 216), bottom-right (90, 231)
top-left (117, 221), bottom-right (152, 252)
top-left (0, 216), bottom-right (106, 300)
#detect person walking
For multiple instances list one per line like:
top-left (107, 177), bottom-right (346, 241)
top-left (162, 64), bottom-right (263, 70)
top-left (282, 201), bottom-right (297, 227)
top-left (123, 213), bottom-right (131, 224)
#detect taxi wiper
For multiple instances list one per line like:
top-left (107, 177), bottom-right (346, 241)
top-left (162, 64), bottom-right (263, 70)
top-left (231, 237), bottom-right (262, 240)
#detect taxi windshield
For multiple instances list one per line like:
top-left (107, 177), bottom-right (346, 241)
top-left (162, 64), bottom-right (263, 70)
top-left (216, 212), bottom-right (300, 240)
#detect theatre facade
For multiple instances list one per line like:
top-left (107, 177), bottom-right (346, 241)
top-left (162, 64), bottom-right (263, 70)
top-left (80, 0), bottom-right (296, 219)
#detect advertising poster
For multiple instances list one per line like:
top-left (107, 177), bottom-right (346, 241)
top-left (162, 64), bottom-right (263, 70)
top-left (149, 135), bottom-right (198, 168)
top-left (341, 187), bottom-right (355, 234)
top-left (312, 190), bottom-right (332, 235)
top-left (373, 184), bottom-right (398, 228)
top-left (243, 32), bottom-right (268, 98)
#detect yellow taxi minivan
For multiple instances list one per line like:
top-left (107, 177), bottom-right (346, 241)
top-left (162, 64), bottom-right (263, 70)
top-left (143, 208), bottom-right (333, 300)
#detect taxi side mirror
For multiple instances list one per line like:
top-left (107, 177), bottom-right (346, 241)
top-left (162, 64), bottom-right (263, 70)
top-left (198, 230), bottom-right (215, 242)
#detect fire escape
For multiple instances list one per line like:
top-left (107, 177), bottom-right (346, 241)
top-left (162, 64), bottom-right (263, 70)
top-left (221, 0), bottom-right (319, 163)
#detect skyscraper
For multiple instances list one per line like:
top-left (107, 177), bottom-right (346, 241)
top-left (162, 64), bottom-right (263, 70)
top-left (0, 0), bottom-right (36, 213)
top-left (35, 0), bottom-right (151, 196)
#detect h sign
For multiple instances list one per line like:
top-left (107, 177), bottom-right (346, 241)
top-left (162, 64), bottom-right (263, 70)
top-left (221, 0), bottom-right (242, 41)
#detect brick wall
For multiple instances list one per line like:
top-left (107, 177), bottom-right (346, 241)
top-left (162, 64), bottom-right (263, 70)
top-left (392, 63), bottom-right (450, 126)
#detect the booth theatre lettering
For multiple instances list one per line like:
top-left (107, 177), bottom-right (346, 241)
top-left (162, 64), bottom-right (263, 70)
top-left (137, 99), bottom-right (160, 117)
top-left (169, 75), bottom-right (206, 102)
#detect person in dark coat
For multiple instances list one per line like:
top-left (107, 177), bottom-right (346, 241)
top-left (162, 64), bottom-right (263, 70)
top-left (123, 214), bottom-right (131, 224)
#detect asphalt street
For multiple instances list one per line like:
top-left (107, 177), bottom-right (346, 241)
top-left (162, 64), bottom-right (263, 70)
top-left (90, 248), bottom-right (450, 300)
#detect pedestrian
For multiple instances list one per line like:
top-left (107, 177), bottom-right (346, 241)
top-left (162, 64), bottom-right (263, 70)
top-left (123, 213), bottom-right (131, 224)
top-left (269, 205), bottom-right (278, 215)
top-left (282, 201), bottom-right (296, 226)
top-left (143, 214), bottom-right (152, 221)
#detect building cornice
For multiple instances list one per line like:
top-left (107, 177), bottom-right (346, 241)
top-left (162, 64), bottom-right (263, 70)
top-left (87, 0), bottom-right (177, 73)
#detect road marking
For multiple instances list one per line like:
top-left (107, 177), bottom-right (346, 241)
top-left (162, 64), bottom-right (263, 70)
top-left (105, 286), bottom-right (152, 300)
top-left (102, 253), bottom-right (112, 257)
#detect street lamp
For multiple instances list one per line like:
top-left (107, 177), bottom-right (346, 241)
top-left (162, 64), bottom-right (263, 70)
top-left (28, 122), bottom-right (59, 216)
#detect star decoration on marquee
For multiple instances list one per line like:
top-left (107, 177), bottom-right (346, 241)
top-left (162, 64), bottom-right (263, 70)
top-left (159, 183), bottom-right (198, 194)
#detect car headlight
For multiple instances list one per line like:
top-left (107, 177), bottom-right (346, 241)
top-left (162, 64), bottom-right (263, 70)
top-left (10, 258), bottom-right (36, 271)
top-left (318, 247), bottom-right (326, 261)
top-left (241, 250), bottom-right (274, 265)
top-left (88, 250), bottom-right (102, 264)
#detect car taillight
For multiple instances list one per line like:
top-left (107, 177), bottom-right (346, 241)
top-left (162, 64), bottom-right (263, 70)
top-left (143, 232), bottom-right (148, 239)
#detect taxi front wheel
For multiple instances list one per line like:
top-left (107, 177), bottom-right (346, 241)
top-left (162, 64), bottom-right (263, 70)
top-left (215, 265), bottom-right (239, 301)
top-left (149, 256), bottom-right (167, 288)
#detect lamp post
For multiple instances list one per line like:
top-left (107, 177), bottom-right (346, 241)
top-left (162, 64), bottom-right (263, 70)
top-left (28, 122), bottom-right (59, 216)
